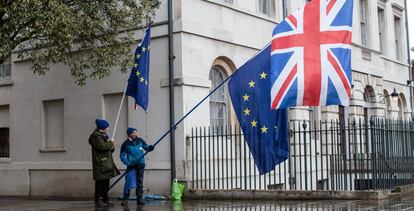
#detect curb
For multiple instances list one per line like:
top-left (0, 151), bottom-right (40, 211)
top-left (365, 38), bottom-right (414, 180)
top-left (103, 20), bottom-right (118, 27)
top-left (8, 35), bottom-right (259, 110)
top-left (186, 184), bottom-right (414, 200)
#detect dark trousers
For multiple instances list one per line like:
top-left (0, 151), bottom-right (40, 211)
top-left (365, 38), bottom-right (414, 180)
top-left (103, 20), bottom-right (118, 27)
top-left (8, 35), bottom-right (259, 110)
top-left (123, 164), bottom-right (145, 200)
top-left (95, 179), bottom-right (110, 203)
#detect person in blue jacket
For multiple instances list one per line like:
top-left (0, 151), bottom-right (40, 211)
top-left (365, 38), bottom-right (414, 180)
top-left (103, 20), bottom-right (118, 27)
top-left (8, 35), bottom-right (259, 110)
top-left (120, 127), bottom-right (154, 206)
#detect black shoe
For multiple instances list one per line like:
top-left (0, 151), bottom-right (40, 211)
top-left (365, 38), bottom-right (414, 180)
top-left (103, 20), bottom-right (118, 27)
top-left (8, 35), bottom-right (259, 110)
top-left (95, 200), bottom-right (105, 208)
top-left (103, 202), bottom-right (114, 207)
top-left (136, 199), bottom-right (145, 205)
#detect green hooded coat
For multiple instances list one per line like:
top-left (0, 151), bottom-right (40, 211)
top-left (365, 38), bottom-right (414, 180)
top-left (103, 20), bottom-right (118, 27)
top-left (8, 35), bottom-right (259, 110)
top-left (89, 130), bottom-right (120, 180)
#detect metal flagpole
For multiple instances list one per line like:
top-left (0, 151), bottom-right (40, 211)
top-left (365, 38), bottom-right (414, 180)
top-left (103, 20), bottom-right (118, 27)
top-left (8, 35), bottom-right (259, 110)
top-left (109, 73), bottom-right (234, 190)
top-left (111, 83), bottom-right (128, 141)
top-left (108, 43), bottom-right (270, 190)
top-left (112, 26), bottom-right (148, 140)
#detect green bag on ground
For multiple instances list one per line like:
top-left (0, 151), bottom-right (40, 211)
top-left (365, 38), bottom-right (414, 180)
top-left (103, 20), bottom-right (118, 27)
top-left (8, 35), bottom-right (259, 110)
top-left (171, 179), bottom-right (185, 201)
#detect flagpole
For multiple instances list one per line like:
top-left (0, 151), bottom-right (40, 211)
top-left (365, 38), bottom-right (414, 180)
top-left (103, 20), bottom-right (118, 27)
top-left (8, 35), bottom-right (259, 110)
top-left (109, 73), bottom-right (234, 190)
top-left (108, 44), bottom-right (270, 190)
top-left (111, 25), bottom-right (149, 140)
top-left (111, 83), bottom-right (128, 141)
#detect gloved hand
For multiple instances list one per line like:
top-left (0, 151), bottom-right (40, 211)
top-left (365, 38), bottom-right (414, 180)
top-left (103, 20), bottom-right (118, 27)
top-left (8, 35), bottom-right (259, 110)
top-left (147, 145), bottom-right (154, 152)
top-left (127, 163), bottom-right (135, 169)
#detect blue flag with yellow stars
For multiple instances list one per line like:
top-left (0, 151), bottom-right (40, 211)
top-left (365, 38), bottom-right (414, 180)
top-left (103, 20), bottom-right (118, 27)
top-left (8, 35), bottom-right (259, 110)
top-left (229, 45), bottom-right (289, 175)
top-left (126, 27), bottom-right (151, 111)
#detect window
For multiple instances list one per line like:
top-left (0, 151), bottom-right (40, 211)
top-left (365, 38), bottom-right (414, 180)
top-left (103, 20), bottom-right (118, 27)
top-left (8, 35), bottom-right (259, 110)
top-left (359, 0), bottom-right (369, 46)
top-left (0, 128), bottom-right (9, 158)
top-left (41, 99), bottom-right (65, 151)
top-left (378, 7), bottom-right (386, 53)
top-left (383, 90), bottom-right (391, 119)
top-left (398, 97), bottom-right (403, 119)
top-left (0, 57), bottom-right (11, 80)
top-left (258, 0), bottom-right (275, 17)
top-left (210, 67), bottom-right (228, 128)
top-left (394, 15), bottom-right (402, 60)
top-left (0, 105), bottom-right (9, 158)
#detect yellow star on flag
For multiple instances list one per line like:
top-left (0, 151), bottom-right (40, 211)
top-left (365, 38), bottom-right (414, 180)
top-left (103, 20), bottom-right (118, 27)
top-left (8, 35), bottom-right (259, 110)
top-left (251, 120), bottom-right (257, 127)
top-left (243, 108), bottom-right (251, 116)
top-left (135, 71), bottom-right (140, 76)
top-left (136, 54), bottom-right (141, 59)
top-left (140, 77), bottom-right (145, 82)
top-left (248, 80), bottom-right (255, 88)
top-left (261, 126), bottom-right (268, 133)
top-left (243, 94), bottom-right (249, 101)
top-left (133, 63), bottom-right (138, 68)
top-left (260, 72), bottom-right (267, 79)
top-left (142, 47), bottom-right (147, 52)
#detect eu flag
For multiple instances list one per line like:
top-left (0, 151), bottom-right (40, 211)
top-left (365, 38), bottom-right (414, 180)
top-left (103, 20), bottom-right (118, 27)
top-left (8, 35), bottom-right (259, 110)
top-left (126, 27), bottom-right (151, 111)
top-left (229, 45), bottom-right (289, 175)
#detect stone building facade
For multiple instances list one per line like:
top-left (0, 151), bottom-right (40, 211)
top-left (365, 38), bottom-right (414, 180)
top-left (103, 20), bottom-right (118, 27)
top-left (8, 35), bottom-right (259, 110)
top-left (0, 0), bottom-right (411, 197)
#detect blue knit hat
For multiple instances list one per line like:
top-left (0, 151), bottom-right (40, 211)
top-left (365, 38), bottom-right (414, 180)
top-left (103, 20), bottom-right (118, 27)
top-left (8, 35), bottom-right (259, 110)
top-left (127, 127), bottom-right (137, 136)
top-left (95, 119), bottom-right (109, 130)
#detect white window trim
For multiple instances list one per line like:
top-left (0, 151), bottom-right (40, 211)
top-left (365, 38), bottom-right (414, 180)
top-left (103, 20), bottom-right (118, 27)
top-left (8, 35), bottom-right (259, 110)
top-left (257, 0), bottom-right (276, 18)
top-left (0, 56), bottom-right (11, 81)
top-left (359, 0), bottom-right (370, 47)
top-left (377, 4), bottom-right (387, 54)
top-left (209, 67), bottom-right (229, 128)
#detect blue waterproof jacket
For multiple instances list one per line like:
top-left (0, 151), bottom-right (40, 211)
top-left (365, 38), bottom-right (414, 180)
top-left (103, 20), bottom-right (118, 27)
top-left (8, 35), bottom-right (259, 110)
top-left (120, 137), bottom-right (150, 166)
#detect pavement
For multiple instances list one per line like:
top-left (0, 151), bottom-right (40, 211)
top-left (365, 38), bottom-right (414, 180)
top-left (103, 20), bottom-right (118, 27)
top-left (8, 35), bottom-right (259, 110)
top-left (1, 195), bottom-right (414, 211)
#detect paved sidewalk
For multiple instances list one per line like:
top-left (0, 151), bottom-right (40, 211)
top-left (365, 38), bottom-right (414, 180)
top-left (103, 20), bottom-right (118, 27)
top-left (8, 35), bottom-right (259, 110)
top-left (1, 195), bottom-right (414, 210)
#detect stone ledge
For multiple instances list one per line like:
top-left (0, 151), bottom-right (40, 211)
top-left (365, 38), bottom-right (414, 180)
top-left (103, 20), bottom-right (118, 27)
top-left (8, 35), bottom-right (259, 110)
top-left (0, 78), bottom-right (13, 87)
top-left (160, 77), bottom-right (211, 88)
top-left (186, 187), bottom-right (414, 200)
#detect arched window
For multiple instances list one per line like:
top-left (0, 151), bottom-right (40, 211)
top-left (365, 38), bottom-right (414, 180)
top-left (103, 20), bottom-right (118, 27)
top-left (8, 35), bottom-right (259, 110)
top-left (383, 90), bottom-right (391, 119)
top-left (398, 98), bottom-right (403, 119)
top-left (398, 93), bottom-right (408, 120)
top-left (363, 86), bottom-right (375, 122)
top-left (210, 66), bottom-right (228, 127)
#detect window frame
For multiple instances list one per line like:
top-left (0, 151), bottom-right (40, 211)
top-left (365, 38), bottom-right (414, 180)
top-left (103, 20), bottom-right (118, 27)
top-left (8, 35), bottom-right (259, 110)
top-left (209, 66), bottom-right (229, 128)
top-left (394, 15), bottom-right (402, 61)
top-left (0, 127), bottom-right (10, 158)
top-left (0, 56), bottom-right (11, 80)
top-left (377, 6), bottom-right (386, 53)
top-left (258, 0), bottom-right (276, 18)
top-left (359, 0), bottom-right (370, 47)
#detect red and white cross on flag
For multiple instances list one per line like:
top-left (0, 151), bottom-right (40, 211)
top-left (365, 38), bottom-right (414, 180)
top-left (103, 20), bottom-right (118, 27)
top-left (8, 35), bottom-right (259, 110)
top-left (270, 0), bottom-right (353, 109)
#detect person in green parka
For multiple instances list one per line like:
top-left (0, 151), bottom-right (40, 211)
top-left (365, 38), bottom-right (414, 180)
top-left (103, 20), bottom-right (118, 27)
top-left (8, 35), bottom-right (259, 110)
top-left (89, 118), bottom-right (120, 208)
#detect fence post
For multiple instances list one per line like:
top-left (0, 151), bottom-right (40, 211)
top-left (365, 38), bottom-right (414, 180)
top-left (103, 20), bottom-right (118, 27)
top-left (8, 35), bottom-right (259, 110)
top-left (303, 120), bottom-right (308, 190)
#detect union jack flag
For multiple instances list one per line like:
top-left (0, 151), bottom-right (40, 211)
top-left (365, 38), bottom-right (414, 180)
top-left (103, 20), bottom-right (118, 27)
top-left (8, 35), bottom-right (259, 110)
top-left (270, 0), bottom-right (353, 109)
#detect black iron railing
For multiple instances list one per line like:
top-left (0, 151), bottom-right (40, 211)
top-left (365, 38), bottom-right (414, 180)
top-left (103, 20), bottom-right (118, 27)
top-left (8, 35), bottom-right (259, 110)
top-left (188, 119), bottom-right (414, 191)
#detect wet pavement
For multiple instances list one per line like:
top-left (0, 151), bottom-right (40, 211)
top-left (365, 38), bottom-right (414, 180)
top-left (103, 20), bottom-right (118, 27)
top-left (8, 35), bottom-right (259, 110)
top-left (1, 195), bottom-right (414, 211)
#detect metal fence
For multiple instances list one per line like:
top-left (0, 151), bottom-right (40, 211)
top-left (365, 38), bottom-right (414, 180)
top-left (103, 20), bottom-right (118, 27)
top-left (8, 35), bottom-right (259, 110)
top-left (188, 119), bottom-right (414, 191)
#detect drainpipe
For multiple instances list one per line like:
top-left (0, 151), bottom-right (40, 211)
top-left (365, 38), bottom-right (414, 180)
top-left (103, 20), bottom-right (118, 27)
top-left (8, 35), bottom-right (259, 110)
top-left (404, 0), bottom-right (413, 119)
top-left (168, 0), bottom-right (176, 183)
